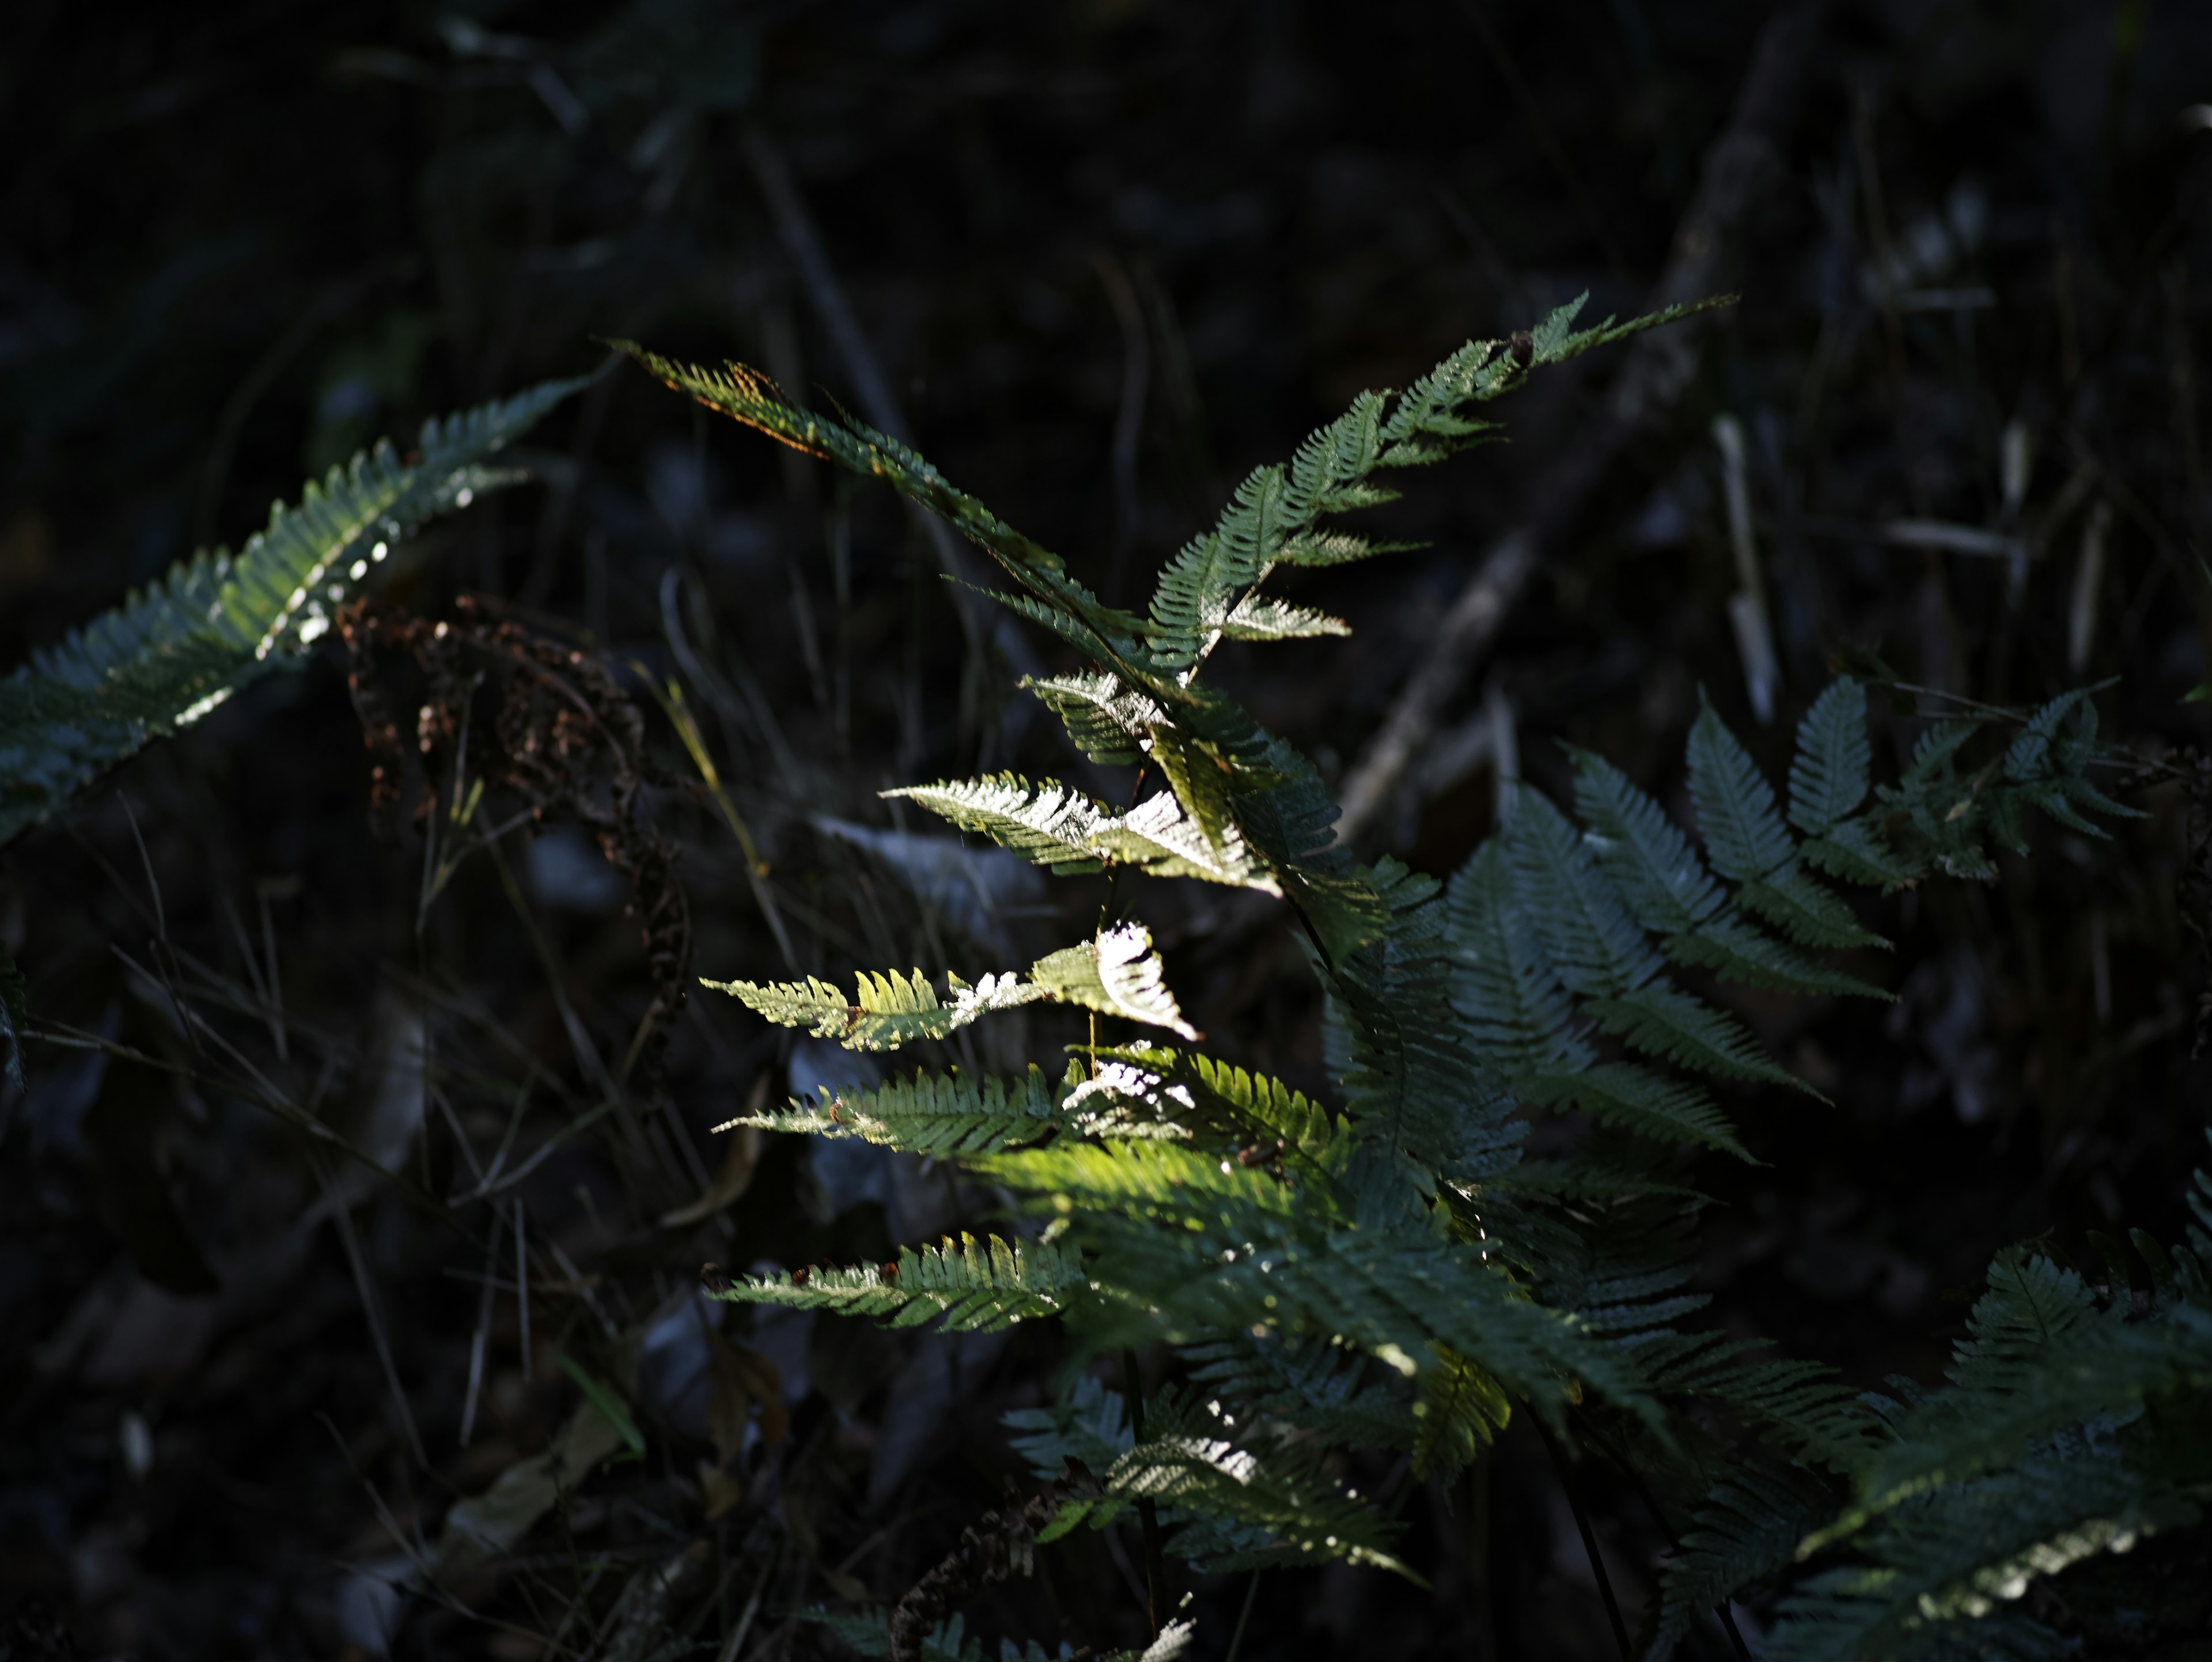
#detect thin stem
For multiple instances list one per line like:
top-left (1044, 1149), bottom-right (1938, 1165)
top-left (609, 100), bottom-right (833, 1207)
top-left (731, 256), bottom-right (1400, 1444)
top-left (1527, 1410), bottom-right (1631, 1662)
top-left (1122, 1347), bottom-right (1165, 1637)
top-left (1225, 1570), bottom-right (1262, 1662)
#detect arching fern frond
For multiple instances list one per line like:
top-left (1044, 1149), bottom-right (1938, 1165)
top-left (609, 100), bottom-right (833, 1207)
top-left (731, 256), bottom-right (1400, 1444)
top-left (0, 370), bottom-right (597, 844)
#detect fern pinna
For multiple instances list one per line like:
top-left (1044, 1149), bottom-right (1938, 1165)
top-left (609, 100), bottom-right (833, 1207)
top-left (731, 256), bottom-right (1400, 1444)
top-left (623, 298), bottom-right (2172, 1655)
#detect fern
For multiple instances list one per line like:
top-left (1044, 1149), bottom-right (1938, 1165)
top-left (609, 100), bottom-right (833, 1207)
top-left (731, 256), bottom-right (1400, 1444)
top-left (1018, 1384), bottom-right (1414, 1575)
top-left (726, 1232), bottom-right (1085, 1332)
top-left (702, 923), bottom-right (1194, 1050)
top-left (718, 1064), bottom-right (1079, 1155)
top-left (0, 371), bottom-right (599, 845)
top-left (1654, 1179), bottom-right (2212, 1660)
top-left (888, 774), bottom-right (1278, 891)
top-left (641, 305), bottom-right (2147, 1640)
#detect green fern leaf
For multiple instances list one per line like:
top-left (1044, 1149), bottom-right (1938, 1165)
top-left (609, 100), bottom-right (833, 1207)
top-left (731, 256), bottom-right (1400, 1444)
top-left (1082, 1387), bottom-right (1415, 1575)
top-left (885, 774), bottom-right (1117, 873)
top-left (1801, 819), bottom-right (1918, 890)
top-left (1022, 671), bottom-right (1163, 765)
top-left (1446, 841), bottom-right (1586, 1078)
top-left (704, 964), bottom-right (1046, 1051)
top-left (1570, 749), bottom-right (1725, 932)
top-left (1215, 594), bottom-right (1351, 642)
top-left (1516, 1063), bottom-right (1751, 1161)
top-left (1688, 696), bottom-right (1797, 883)
top-left (718, 1064), bottom-right (1074, 1156)
top-left (1181, 1330), bottom-right (1416, 1451)
top-left (892, 771), bottom-right (1277, 892)
top-left (1736, 861), bottom-right (1889, 950)
top-left (1411, 1343), bottom-right (1513, 1482)
top-left (1029, 924), bottom-right (1199, 1039)
top-left (1653, 1464), bottom-right (1835, 1658)
top-left (1788, 678), bottom-right (1872, 835)
top-left (1666, 914), bottom-right (1886, 1000)
top-left (709, 1232), bottom-right (1084, 1332)
top-left (0, 371), bottom-right (596, 844)
top-left (1145, 465), bottom-right (1293, 669)
top-left (1587, 982), bottom-right (1816, 1095)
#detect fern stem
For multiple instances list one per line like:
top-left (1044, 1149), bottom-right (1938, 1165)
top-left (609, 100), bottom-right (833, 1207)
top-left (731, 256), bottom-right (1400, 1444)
top-left (1527, 1411), bottom-right (1631, 1662)
top-left (1122, 1347), bottom-right (1165, 1637)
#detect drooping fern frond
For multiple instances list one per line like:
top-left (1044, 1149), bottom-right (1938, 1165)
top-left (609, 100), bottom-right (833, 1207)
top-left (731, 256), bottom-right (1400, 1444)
top-left (0, 370), bottom-right (599, 844)
top-left (715, 1232), bottom-right (1086, 1332)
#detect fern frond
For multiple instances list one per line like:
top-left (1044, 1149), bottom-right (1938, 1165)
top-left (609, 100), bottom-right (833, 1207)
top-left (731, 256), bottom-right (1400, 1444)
top-left (717, 1064), bottom-right (1075, 1155)
top-left (0, 371), bottom-right (596, 843)
top-left (1181, 1330), bottom-right (1416, 1451)
top-left (889, 774), bottom-right (1280, 891)
top-left (703, 965), bottom-right (1046, 1051)
top-left (1411, 1343), bottom-right (1513, 1482)
top-left (612, 343), bottom-right (1153, 678)
top-left (1022, 671), bottom-right (1164, 766)
top-left (1059, 1387), bottom-right (1416, 1576)
top-left (1571, 749), bottom-right (1884, 987)
top-left (1446, 841), bottom-right (1586, 1079)
top-left (707, 1232), bottom-right (1085, 1332)
top-left (1327, 857), bottom-right (1517, 1191)
top-left (1029, 923), bottom-right (1199, 1040)
top-left (1787, 679), bottom-right (1872, 835)
top-left (1005, 1373), bottom-right (1134, 1478)
top-left (1588, 982), bottom-right (1814, 1095)
top-left (1688, 696), bottom-right (1798, 883)
top-left (1735, 862), bottom-right (1889, 951)
top-left (1215, 595), bottom-right (1351, 642)
top-left (1652, 1463), bottom-right (1836, 1659)
top-left (1516, 1063), bottom-right (1750, 1161)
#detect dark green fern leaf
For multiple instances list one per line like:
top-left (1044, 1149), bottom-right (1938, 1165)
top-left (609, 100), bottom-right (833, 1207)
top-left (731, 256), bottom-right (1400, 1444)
top-left (708, 1232), bottom-right (1085, 1332)
top-left (0, 370), bottom-right (596, 843)
top-left (719, 1064), bottom-right (1077, 1156)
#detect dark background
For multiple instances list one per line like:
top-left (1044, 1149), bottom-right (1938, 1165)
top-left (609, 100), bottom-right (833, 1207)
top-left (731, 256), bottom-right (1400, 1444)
top-left (4, 1), bottom-right (2211, 1657)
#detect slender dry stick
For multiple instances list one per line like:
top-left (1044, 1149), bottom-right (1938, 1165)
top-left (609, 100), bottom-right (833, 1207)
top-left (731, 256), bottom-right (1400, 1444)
top-left (1527, 1411), bottom-right (1631, 1662)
